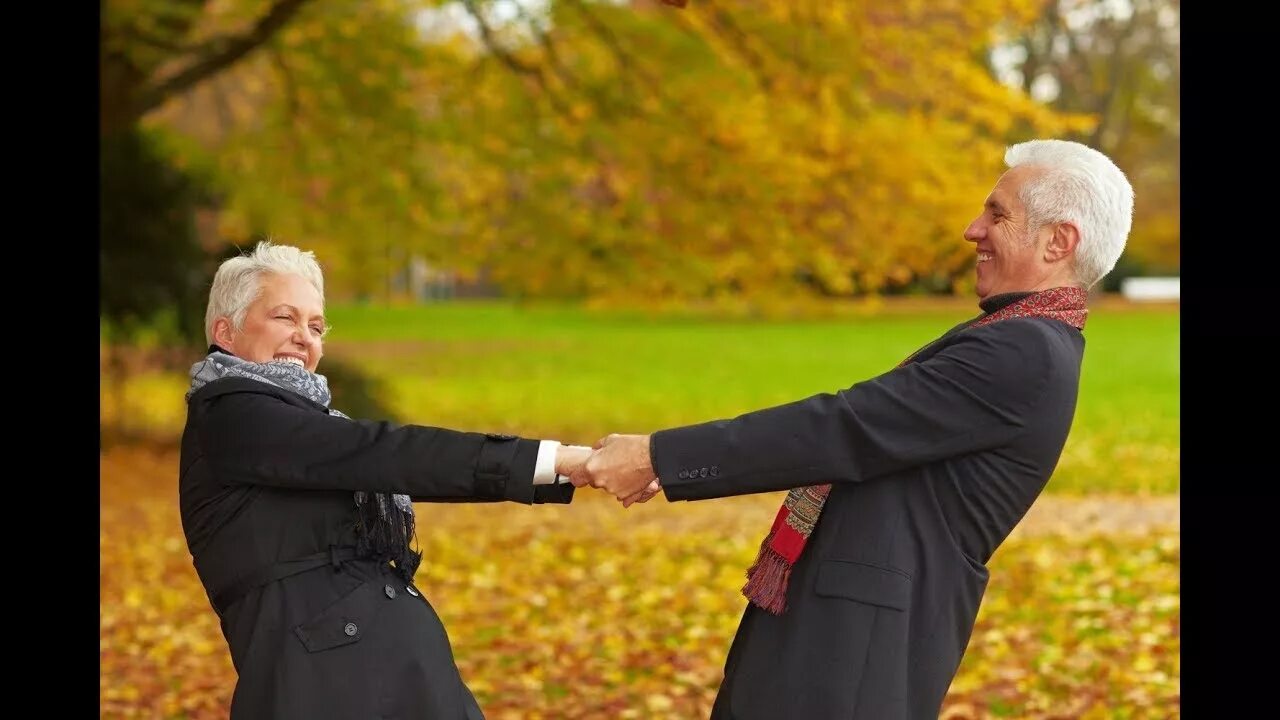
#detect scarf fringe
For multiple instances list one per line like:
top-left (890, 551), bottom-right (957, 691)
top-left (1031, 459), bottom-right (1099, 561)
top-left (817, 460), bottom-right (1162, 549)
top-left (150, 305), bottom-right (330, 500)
top-left (355, 493), bottom-right (421, 584)
top-left (742, 534), bottom-right (792, 615)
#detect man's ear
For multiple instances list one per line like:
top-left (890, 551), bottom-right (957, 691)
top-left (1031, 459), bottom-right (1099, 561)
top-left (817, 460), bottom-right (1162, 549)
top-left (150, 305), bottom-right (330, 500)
top-left (1045, 222), bottom-right (1080, 264)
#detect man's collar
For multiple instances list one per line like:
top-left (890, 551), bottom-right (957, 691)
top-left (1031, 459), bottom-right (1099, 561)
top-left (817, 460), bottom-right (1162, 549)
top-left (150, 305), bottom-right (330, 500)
top-left (979, 291), bottom-right (1036, 314)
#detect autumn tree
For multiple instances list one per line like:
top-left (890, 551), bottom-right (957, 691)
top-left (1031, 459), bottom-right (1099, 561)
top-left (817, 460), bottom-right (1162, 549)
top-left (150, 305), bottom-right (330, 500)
top-left (110, 1), bottom-right (1131, 309)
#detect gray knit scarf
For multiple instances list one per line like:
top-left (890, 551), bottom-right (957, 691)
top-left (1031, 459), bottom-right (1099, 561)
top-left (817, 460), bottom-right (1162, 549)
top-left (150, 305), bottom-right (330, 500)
top-left (188, 350), bottom-right (421, 582)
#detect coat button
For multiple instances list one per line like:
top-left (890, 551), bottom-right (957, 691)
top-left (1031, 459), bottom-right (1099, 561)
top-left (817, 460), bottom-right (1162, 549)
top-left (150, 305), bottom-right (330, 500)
top-left (699, 467), bottom-right (709, 477)
top-left (343, 622), bottom-right (358, 637)
top-left (710, 466), bottom-right (719, 476)
top-left (406, 584), bottom-right (420, 597)
top-left (384, 584), bottom-right (397, 599)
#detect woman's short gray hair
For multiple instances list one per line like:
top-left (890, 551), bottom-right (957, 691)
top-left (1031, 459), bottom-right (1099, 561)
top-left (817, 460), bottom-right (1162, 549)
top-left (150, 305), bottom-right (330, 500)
top-left (204, 240), bottom-right (326, 346)
top-left (1005, 139), bottom-right (1135, 289)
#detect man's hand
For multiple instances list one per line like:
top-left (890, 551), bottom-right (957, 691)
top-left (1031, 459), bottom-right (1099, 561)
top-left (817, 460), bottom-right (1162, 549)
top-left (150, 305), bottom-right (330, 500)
top-left (570, 433), bottom-right (661, 504)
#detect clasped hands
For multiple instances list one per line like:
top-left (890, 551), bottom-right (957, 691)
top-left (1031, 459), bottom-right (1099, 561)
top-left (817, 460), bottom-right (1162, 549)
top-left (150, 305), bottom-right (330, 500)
top-left (555, 434), bottom-right (661, 507)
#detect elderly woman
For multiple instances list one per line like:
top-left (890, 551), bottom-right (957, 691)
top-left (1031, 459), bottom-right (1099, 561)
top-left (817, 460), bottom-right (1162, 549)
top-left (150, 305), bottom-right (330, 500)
top-left (180, 241), bottom-right (600, 719)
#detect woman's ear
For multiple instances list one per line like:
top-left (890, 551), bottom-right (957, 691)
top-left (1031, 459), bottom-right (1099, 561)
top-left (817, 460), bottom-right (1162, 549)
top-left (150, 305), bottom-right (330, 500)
top-left (212, 317), bottom-right (236, 351)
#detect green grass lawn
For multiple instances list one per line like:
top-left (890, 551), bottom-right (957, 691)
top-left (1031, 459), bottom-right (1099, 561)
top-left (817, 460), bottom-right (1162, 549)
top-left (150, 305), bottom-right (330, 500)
top-left (320, 300), bottom-right (1178, 495)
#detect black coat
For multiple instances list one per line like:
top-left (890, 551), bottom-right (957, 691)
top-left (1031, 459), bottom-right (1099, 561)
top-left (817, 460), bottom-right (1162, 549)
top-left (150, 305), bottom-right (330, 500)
top-left (653, 314), bottom-right (1084, 719)
top-left (179, 376), bottom-right (573, 719)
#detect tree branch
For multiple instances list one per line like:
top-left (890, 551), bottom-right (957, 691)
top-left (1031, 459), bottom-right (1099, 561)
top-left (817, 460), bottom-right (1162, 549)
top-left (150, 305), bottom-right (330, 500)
top-left (131, 0), bottom-right (314, 122)
top-left (269, 45), bottom-right (302, 131)
top-left (460, 0), bottom-right (575, 121)
top-left (512, 2), bottom-right (580, 92)
top-left (564, 0), bottom-right (716, 123)
top-left (1089, 12), bottom-right (1142, 150)
top-left (461, 0), bottom-right (539, 75)
top-left (117, 24), bottom-right (202, 54)
top-left (692, 2), bottom-right (778, 93)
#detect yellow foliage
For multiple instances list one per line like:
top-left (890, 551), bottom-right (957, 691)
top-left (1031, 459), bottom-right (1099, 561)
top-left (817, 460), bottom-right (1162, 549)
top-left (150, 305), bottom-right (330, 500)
top-left (133, 0), bottom-right (1157, 305)
top-left (101, 445), bottom-right (1179, 718)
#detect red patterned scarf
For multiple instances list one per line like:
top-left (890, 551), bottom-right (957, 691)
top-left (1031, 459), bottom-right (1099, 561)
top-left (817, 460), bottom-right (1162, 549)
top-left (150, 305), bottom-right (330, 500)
top-left (741, 286), bottom-right (1089, 614)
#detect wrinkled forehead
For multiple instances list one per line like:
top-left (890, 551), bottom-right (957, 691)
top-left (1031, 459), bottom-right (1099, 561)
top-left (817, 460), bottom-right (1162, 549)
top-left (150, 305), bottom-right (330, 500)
top-left (254, 272), bottom-right (325, 315)
top-left (989, 165), bottom-right (1044, 211)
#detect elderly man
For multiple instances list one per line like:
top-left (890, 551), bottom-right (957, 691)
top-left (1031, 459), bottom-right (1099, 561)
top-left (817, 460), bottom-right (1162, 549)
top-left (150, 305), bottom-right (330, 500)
top-left (573, 139), bottom-right (1134, 719)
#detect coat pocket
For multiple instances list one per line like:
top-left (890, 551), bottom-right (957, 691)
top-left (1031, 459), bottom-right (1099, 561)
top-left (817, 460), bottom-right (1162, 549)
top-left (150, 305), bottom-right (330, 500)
top-left (814, 559), bottom-right (911, 611)
top-left (294, 577), bottom-right (376, 653)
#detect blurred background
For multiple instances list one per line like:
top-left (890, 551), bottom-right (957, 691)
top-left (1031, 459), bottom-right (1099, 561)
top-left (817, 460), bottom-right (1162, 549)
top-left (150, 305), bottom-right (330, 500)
top-left (100, 1), bottom-right (1179, 718)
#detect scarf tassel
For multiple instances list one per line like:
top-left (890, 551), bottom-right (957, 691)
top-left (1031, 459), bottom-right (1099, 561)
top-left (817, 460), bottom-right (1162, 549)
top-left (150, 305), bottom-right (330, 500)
top-left (355, 494), bottom-right (422, 584)
top-left (742, 532), bottom-right (792, 615)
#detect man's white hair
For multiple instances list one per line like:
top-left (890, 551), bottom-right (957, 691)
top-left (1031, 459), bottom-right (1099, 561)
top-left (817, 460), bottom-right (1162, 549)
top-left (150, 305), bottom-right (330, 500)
top-left (204, 240), bottom-right (326, 346)
top-left (1005, 139), bottom-right (1135, 289)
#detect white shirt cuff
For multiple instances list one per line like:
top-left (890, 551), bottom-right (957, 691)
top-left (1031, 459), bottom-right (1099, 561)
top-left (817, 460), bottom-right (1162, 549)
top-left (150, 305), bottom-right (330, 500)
top-left (533, 440), bottom-right (562, 485)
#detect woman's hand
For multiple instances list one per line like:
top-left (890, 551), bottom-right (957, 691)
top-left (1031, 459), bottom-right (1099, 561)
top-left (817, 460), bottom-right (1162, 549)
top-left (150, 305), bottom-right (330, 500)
top-left (554, 444), bottom-right (593, 478)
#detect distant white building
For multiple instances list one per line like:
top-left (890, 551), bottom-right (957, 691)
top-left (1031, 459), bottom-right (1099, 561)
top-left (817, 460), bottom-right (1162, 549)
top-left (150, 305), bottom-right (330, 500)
top-left (1120, 277), bottom-right (1180, 302)
top-left (408, 256), bottom-right (456, 301)
top-left (404, 256), bottom-right (502, 301)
